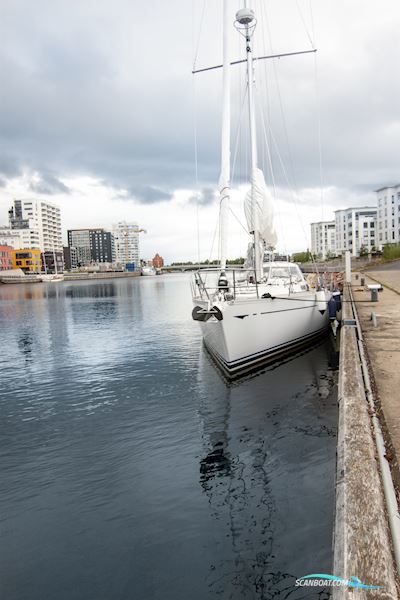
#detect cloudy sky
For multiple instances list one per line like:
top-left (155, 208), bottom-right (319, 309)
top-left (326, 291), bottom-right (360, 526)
top-left (0, 0), bottom-right (399, 263)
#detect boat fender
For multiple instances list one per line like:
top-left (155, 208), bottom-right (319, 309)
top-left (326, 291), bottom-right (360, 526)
top-left (316, 290), bottom-right (327, 314)
top-left (191, 306), bottom-right (224, 322)
top-left (212, 306), bottom-right (223, 321)
top-left (332, 291), bottom-right (342, 311)
top-left (328, 296), bottom-right (337, 319)
top-left (192, 306), bottom-right (212, 322)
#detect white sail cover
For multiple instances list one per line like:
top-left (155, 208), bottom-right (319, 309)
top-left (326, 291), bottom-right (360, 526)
top-left (244, 167), bottom-right (277, 248)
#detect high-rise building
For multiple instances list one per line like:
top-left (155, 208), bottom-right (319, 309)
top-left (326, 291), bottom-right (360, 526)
top-left (113, 222), bottom-right (140, 269)
top-left (8, 199), bottom-right (62, 252)
top-left (67, 229), bottom-right (115, 266)
top-left (376, 185), bottom-right (400, 247)
top-left (335, 207), bottom-right (377, 257)
top-left (89, 230), bottom-right (115, 263)
top-left (67, 229), bottom-right (91, 266)
top-left (310, 221), bottom-right (336, 259)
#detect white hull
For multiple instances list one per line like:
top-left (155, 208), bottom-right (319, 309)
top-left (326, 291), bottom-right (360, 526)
top-left (141, 267), bottom-right (156, 276)
top-left (194, 292), bottom-right (330, 377)
top-left (41, 274), bottom-right (64, 282)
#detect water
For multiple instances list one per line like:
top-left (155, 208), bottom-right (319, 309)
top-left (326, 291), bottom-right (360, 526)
top-left (0, 274), bottom-right (337, 600)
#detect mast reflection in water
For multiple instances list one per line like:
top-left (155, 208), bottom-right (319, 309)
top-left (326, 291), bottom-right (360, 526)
top-left (0, 275), bottom-right (337, 600)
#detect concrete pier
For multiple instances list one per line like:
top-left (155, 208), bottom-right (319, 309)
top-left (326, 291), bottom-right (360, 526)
top-left (353, 267), bottom-right (400, 489)
top-left (333, 282), bottom-right (398, 598)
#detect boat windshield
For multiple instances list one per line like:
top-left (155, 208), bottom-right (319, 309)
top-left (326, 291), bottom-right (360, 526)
top-left (267, 265), bottom-right (304, 281)
top-left (270, 267), bottom-right (290, 278)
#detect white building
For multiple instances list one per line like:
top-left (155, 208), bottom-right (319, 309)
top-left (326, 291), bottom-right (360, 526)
top-left (8, 199), bottom-right (62, 252)
top-left (376, 185), bottom-right (400, 247)
top-left (335, 207), bottom-right (377, 257)
top-left (113, 222), bottom-right (140, 268)
top-left (310, 221), bottom-right (336, 259)
top-left (0, 228), bottom-right (23, 249)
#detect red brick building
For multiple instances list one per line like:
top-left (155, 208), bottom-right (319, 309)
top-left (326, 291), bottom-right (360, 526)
top-left (152, 253), bottom-right (164, 268)
top-left (0, 245), bottom-right (12, 271)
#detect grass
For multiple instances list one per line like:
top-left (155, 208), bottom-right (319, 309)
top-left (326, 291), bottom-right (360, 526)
top-left (382, 243), bottom-right (400, 262)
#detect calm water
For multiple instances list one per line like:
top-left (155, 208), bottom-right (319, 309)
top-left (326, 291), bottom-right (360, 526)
top-left (0, 274), bottom-right (337, 600)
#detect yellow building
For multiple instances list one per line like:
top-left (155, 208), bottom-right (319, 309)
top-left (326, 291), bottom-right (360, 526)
top-left (12, 249), bottom-right (42, 273)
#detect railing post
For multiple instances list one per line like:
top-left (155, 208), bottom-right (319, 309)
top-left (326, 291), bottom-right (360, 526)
top-left (254, 269), bottom-right (259, 298)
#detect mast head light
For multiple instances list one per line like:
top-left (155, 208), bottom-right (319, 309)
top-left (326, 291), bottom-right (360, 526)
top-left (235, 8), bottom-right (255, 26)
top-left (234, 8), bottom-right (256, 37)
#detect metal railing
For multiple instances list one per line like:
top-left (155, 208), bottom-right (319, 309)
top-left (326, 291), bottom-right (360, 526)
top-left (191, 267), bottom-right (260, 302)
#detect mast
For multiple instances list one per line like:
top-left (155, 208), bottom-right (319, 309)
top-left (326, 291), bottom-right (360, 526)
top-left (235, 6), bottom-right (260, 280)
top-left (219, 0), bottom-right (231, 271)
top-left (53, 244), bottom-right (58, 275)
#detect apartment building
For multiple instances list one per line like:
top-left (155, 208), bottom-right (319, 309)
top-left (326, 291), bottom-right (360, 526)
top-left (113, 222), bottom-right (140, 268)
top-left (335, 207), bottom-right (377, 257)
top-left (310, 221), bottom-right (336, 259)
top-left (376, 185), bottom-right (400, 247)
top-left (8, 199), bottom-right (62, 252)
top-left (67, 229), bottom-right (115, 266)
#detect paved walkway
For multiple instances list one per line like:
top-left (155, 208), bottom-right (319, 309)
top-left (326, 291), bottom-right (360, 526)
top-left (353, 268), bottom-right (400, 486)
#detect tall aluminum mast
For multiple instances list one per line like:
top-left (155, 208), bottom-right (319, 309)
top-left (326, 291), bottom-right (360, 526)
top-left (235, 7), bottom-right (260, 280)
top-left (219, 0), bottom-right (231, 271)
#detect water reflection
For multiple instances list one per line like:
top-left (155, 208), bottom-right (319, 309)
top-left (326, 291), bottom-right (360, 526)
top-left (0, 275), bottom-right (336, 600)
top-left (197, 340), bottom-right (337, 599)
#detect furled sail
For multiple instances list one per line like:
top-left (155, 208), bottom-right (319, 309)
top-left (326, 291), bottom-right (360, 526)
top-left (244, 167), bottom-right (277, 249)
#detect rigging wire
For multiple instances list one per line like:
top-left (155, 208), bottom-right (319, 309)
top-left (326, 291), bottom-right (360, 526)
top-left (255, 83), bottom-right (289, 257)
top-left (192, 0), bottom-right (207, 265)
top-left (257, 0), bottom-right (322, 271)
top-left (295, 0), bottom-right (315, 49)
top-left (192, 0), bottom-right (207, 72)
top-left (229, 206), bottom-right (252, 237)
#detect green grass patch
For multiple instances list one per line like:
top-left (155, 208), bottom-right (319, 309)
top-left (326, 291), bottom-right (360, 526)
top-left (382, 243), bottom-right (400, 261)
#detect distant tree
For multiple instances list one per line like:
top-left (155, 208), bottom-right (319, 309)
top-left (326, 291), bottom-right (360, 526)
top-left (291, 250), bottom-right (312, 263)
top-left (227, 257), bottom-right (245, 265)
top-left (359, 245), bottom-right (369, 257)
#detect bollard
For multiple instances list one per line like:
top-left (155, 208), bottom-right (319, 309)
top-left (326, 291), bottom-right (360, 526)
top-left (371, 288), bottom-right (378, 302)
top-left (361, 277), bottom-right (365, 286)
top-left (355, 274), bottom-right (359, 281)
top-left (371, 312), bottom-right (378, 327)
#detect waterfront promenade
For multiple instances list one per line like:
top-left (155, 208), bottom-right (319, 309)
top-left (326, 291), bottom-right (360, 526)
top-left (354, 263), bottom-right (400, 486)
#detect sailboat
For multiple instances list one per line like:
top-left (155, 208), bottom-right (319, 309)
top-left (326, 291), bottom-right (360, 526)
top-left (191, 2), bottom-right (331, 378)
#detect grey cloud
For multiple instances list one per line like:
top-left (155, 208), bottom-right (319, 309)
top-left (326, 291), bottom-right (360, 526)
top-left (29, 172), bottom-right (70, 195)
top-left (0, 156), bottom-right (22, 179)
top-left (188, 188), bottom-right (216, 206)
top-left (130, 185), bottom-right (172, 205)
top-left (0, 0), bottom-right (399, 207)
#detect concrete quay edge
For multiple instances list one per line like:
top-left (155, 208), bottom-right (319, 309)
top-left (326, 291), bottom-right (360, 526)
top-left (333, 283), bottom-right (398, 599)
